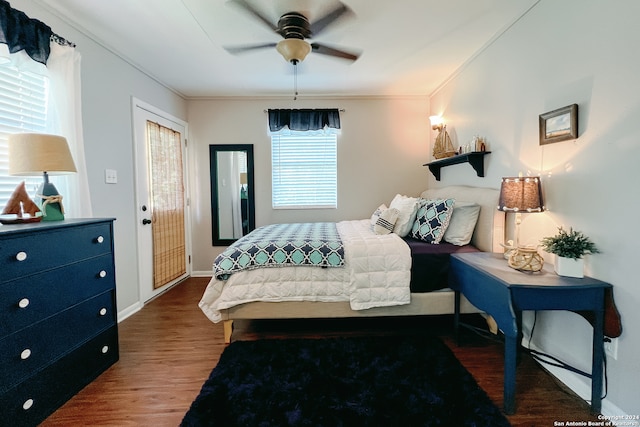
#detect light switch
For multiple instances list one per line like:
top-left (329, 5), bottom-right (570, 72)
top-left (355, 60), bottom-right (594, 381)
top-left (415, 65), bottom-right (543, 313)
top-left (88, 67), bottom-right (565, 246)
top-left (105, 169), bottom-right (118, 184)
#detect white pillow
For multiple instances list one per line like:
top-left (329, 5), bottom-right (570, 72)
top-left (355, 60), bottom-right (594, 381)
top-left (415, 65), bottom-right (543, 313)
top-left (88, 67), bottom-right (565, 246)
top-left (370, 204), bottom-right (388, 227)
top-left (389, 194), bottom-right (419, 237)
top-left (373, 207), bottom-right (400, 235)
top-left (443, 201), bottom-right (481, 246)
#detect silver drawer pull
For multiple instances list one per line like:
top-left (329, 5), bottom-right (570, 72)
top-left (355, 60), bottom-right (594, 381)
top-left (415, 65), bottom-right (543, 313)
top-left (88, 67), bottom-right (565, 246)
top-left (98, 270), bottom-right (107, 278)
top-left (21, 349), bottom-right (32, 360)
top-left (96, 235), bottom-right (105, 243)
top-left (101, 345), bottom-right (109, 354)
top-left (23, 398), bottom-right (34, 410)
top-left (16, 251), bottom-right (28, 262)
top-left (99, 308), bottom-right (107, 316)
top-left (18, 298), bottom-right (30, 309)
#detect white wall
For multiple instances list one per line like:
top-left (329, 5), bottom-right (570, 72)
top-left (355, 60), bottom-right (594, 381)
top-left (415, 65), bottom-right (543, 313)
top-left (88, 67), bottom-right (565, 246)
top-left (188, 97), bottom-right (430, 272)
top-left (429, 0), bottom-right (640, 415)
top-left (13, 1), bottom-right (188, 316)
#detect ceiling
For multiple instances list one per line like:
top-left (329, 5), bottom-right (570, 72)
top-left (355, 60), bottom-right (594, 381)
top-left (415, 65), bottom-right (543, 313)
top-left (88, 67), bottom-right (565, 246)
top-left (37, 0), bottom-right (539, 99)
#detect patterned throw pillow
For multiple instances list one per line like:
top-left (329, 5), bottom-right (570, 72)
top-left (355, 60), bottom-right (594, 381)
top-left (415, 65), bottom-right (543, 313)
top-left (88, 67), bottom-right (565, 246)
top-left (411, 198), bottom-right (455, 243)
top-left (370, 204), bottom-right (388, 228)
top-left (373, 207), bottom-right (400, 235)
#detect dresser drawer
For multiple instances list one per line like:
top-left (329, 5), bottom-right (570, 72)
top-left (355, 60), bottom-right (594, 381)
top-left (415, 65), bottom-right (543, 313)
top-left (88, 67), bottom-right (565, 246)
top-left (0, 222), bottom-right (112, 283)
top-left (0, 326), bottom-right (118, 427)
top-left (0, 254), bottom-right (115, 337)
top-left (0, 290), bottom-right (116, 391)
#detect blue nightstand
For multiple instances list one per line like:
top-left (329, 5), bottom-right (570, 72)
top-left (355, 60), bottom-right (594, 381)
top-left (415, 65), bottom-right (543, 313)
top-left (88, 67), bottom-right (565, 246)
top-left (449, 252), bottom-right (610, 415)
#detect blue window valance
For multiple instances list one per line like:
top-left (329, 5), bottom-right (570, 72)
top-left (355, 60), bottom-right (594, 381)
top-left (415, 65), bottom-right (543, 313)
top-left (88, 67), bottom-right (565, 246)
top-left (268, 109), bottom-right (341, 132)
top-left (1, 0), bottom-right (52, 64)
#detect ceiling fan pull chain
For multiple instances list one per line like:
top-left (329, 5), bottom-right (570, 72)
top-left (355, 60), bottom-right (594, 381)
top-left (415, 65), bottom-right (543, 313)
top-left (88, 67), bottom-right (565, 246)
top-left (293, 60), bottom-right (299, 100)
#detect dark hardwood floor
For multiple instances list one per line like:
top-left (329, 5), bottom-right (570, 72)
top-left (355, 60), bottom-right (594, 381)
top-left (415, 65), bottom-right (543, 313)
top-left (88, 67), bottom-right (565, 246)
top-left (41, 277), bottom-right (600, 426)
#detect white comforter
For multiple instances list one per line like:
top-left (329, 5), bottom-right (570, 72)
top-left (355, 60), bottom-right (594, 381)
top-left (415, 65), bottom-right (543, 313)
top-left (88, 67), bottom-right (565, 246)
top-left (199, 219), bottom-right (411, 323)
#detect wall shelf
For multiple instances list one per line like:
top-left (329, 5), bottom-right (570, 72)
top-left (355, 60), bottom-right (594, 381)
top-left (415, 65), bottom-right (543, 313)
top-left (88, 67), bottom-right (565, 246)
top-left (423, 151), bottom-right (491, 181)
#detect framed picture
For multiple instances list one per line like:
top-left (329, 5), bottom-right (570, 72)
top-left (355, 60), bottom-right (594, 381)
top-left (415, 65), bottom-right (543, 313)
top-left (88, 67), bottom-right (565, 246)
top-left (539, 104), bottom-right (578, 145)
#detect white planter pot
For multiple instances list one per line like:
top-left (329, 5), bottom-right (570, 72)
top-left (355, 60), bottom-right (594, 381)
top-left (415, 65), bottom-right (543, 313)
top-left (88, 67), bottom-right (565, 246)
top-left (554, 256), bottom-right (584, 278)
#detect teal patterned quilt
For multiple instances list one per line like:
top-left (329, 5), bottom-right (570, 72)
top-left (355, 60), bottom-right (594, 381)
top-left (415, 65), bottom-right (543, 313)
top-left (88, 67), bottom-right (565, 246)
top-left (214, 222), bottom-right (345, 280)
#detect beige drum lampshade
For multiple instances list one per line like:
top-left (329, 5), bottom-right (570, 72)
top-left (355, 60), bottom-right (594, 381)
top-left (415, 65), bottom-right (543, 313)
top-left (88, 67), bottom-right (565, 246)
top-left (8, 133), bottom-right (77, 175)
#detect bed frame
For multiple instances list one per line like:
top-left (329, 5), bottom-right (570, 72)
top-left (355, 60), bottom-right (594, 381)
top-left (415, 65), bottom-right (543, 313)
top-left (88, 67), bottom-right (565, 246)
top-left (220, 186), bottom-right (505, 343)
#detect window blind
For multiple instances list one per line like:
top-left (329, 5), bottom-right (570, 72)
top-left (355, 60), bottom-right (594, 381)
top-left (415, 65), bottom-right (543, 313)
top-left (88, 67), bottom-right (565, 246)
top-left (0, 64), bottom-right (49, 207)
top-left (271, 133), bottom-right (337, 209)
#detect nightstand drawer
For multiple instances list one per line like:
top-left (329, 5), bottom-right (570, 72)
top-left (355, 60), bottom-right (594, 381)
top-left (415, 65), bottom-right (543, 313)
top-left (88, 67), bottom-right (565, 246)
top-left (0, 222), bottom-right (112, 283)
top-left (0, 326), bottom-right (118, 427)
top-left (0, 290), bottom-right (116, 391)
top-left (0, 254), bottom-right (115, 337)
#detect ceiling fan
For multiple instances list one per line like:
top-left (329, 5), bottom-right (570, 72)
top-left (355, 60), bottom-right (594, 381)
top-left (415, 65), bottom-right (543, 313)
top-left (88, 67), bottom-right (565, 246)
top-left (223, 0), bottom-right (361, 65)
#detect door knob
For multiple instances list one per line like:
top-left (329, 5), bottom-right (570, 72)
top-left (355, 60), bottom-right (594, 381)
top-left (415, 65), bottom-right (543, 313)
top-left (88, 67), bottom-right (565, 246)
top-left (142, 218), bottom-right (152, 225)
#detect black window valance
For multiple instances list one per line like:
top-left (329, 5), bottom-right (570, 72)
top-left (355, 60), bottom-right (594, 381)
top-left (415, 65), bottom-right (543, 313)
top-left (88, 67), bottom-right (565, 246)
top-left (268, 109), bottom-right (341, 132)
top-left (1, 0), bottom-right (53, 64)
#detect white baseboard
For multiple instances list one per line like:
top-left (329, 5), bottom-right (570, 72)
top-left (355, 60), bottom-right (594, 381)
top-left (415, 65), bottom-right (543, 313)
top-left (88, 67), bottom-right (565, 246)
top-left (117, 302), bottom-right (142, 323)
top-left (191, 270), bottom-right (213, 278)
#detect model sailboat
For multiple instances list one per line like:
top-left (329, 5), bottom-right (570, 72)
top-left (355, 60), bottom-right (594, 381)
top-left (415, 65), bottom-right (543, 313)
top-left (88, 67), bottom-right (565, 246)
top-left (433, 125), bottom-right (456, 159)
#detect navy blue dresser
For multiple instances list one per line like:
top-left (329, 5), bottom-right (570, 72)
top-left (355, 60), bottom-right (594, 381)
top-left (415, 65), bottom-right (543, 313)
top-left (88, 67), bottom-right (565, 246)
top-left (0, 218), bottom-right (119, 426)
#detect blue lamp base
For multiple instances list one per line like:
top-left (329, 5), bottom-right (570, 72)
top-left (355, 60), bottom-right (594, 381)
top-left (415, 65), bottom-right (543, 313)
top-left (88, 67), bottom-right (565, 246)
top-left (38, 173), bottom-right (65, 221)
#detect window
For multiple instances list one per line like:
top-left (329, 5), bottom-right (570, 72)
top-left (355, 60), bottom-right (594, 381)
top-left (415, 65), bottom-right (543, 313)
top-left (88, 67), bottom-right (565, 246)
top-left (0, 64), bottom-right (49, 207)
top-left (271, 133), bottom-right (337, 209)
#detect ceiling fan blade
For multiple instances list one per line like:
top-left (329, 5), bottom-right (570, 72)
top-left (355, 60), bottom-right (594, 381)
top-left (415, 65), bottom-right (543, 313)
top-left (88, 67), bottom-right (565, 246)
top-left (310, 43), bottom-right (360, 62)
top-left (227, 0), bottom-right (277, 32)
top-left (309, 2), bottom-right (354, 37)
top-left (224, 42), bottom-right (277, 55)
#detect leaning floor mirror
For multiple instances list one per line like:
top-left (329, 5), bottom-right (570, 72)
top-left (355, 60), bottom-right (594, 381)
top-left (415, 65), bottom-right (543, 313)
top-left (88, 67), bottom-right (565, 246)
top-left (210, 144), bottom-right (255, 246)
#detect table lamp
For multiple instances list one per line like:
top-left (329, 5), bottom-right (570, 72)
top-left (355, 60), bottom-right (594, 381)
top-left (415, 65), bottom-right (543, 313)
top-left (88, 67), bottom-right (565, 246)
top-left (8, 133), bottom-right (77, 221)
top-left (498, 176), bottom-right (545, 271)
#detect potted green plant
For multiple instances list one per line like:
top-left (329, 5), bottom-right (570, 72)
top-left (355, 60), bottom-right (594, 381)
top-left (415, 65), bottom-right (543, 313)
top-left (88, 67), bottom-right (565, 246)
top-left (540, 227), bottom-right (599, 278)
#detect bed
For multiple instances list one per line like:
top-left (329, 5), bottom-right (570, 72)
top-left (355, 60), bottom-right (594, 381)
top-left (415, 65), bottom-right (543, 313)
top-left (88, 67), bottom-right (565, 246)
top-left (199, 185), bottom-right (505, 343)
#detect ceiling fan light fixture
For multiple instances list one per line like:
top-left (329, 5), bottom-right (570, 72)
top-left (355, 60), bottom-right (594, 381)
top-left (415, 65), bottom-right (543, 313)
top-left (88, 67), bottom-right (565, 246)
top-left (276, 39), bottom-right (311, 63)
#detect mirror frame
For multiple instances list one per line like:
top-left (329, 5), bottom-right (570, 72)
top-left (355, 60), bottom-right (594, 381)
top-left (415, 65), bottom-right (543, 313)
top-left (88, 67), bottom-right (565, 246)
top-left (209, 144), bottom-right (255, 246)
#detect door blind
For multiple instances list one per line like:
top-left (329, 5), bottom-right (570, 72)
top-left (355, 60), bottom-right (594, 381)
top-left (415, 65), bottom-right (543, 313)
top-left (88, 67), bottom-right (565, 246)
top-left (147, 121), bottom-right (186, 289)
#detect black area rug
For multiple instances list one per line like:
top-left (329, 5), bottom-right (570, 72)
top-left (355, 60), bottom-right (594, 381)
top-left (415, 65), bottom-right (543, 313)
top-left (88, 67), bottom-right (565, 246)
top-left (181, 335), bottom-right (511, 427)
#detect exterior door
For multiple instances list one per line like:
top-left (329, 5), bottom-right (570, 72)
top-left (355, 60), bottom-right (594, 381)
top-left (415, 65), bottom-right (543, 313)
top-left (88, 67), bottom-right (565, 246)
top-left (133, 99), bottom-right (190, 303)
